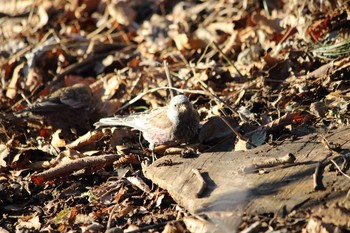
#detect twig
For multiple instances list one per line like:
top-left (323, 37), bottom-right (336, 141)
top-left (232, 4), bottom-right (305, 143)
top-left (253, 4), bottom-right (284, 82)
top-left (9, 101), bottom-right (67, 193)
top-left (262, 0), bottom-right (270, 17)
top-left (319, 135), bottom-right (341, 151)
top-left (261, 161), bottom-right (318, 173)
top-left (106, 203), bottom-right (119, 232)
top-left (31, 154), bottom-right (120, 185)
top-left (259, 153), bottom-right (296, 168)
top-left (191, 168), bottom-right (207, 198)
top-left (189, 62), bottom-right (238, 115)
top-left (340, 156), bottom-right (348, 172)
top-left (87, 17), bottom-right (114, 39)
top-left (164, 61), bottom-right (174, 98)
top-left (218, 115), bottom-right (248, 142)
top-left (240, 221), bottom-right (261, 233)
top-left (189, 62), bottom-right (248, 144)
top-left (313, 161), bottom-right (325, 191)
top-left (330, 159), bottom-right (350, 180)
top-left (211, 41), bottom-right (244, 78)
top-left (26, 0), bottom-right (37, 29)
top-left (313, 152), bottom-right (332, 191)
top-left (20, 92), bottom-right (32, 105)
top-left (239, 153), bottom-right (296, 173)
top-left (197, 42), bottom-right (212, 64)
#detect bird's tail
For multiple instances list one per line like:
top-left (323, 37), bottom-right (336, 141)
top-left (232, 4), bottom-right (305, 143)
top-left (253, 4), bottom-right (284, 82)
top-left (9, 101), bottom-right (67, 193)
top-left (94, 116), bottom-right (133, 128)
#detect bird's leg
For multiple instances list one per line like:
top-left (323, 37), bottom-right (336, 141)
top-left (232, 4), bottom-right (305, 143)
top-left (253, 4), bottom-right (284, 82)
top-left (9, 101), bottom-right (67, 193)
top-left (151, 150), bottom-right (157, 162)
top-left (151, 148), bottom-right (157, 163)
top-left (150, 144), bottom-right (158, 162)
top-left (143, 144), bottom-right (158, 162)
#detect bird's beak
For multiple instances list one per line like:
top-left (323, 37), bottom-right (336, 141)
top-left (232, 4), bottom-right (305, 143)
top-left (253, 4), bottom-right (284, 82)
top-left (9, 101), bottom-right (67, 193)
top-left (179, 104), bottom-right (187, 112)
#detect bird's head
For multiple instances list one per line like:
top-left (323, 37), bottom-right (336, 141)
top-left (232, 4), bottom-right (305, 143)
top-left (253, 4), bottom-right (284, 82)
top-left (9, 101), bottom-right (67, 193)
top-left (167, 95), bottom-right (192, 123)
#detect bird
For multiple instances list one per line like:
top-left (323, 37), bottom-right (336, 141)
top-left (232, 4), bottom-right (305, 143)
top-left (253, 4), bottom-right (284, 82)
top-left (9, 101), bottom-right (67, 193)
top-left (14, 83), bottom-right (95, 135)
top-left (94, 95), bottom-right (200, 152)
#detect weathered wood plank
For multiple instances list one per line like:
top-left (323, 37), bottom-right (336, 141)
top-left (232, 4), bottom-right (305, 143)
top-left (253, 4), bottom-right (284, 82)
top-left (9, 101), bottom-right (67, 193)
top-left (143, 127), bottom-right (350, 230)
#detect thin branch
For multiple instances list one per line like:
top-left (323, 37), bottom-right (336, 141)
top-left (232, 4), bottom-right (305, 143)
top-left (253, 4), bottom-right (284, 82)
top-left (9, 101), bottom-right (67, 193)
top-left (313, 152), bottom-right (331, 191)
top-left (164, 60), bottom-right (174, 98)
top-left (189, 62), bottom-right (238, 115)
top-left (211, 41), bottom-right (244, 78)
top-left (189, 62), bottom-right (247, 145)
top-left (218, 115), bottom-right (247, 141)
top-left (197, 41), bottom-right (212, 64)
top-left (106, 203), bottom-right (119, 232)
top-left (330, 159), bottom-right (350, 180)
top-left (313, 161), bottom-right (325, 191)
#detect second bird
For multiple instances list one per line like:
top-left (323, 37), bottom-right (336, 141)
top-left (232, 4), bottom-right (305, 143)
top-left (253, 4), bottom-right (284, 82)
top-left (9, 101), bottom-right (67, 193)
top-left (14, 83), bottom-right (95, 135)
top-left (94, 95), bottom-right (200, 151)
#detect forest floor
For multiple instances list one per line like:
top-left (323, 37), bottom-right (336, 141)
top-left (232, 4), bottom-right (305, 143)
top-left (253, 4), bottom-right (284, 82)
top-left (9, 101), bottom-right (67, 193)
top-left (1, 0), bottom-right (350, 232)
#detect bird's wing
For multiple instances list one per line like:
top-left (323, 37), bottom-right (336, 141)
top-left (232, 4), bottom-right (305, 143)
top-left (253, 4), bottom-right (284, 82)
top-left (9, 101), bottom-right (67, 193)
top-left (94, 107), bottom-right (173, 131)
top-left (26, 85), bottom-right (92, 112)
top-left (144, 107), bottom-right (173, 130)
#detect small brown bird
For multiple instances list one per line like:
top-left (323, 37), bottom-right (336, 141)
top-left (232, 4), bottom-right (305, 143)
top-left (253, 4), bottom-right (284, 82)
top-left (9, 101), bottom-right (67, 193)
top-left (15, 83), bottom-right (95, 135)
top-left (94, 95), bottom-right (200, 151)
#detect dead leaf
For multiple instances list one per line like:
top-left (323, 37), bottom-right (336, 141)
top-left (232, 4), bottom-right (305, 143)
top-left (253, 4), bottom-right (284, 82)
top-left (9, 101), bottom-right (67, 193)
top-left (0, 144), bottom-right (10, 168)
top-left (6, 62), bottom-right (25, 99)
top-left (235, 138), bottom-right (249, 151)
top-left (183, 216), bottom-right (218, 233)
top-left (250, 128), bottom-right (267, 147)
top-left (303, 216), bottom-right (334, 233)
top-left (108, 1), bottom-right (136, 26)
top-left (127, 176), bottom-right (151, 194)
top-left (199, 116), bottom-right (238, 146)
top-left (67, 130), bottom-right (104, 150)
top-left (172, 33), bottom-right (191, 50)
top-left (310, 101), bottom-right (327, 118)
top-left (35, 5), bottom-right (49, 30)
top-left (16, 215), bottom-right (41, 231)
top-left (51, 130), bottom-right (66, 148)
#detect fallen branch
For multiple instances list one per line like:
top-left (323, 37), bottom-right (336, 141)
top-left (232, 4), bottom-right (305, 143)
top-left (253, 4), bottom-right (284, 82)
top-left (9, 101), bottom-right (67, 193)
top-left (330, 159), bottom-right (350, 180)
top-left (312, 135), bottom-right (345, 191)
top-left (192, 168), bottom-right (207, 198)
top-left (313, 161), bottom-right (325, 191)
top-left (31, 154), bottom-right (120, 185)
top-left (239, 153), bottom-right (296, 173)
top-left (313, 152), bottom-right (332, 191)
